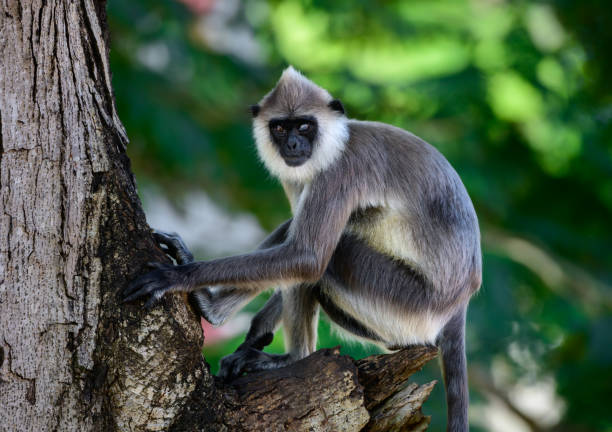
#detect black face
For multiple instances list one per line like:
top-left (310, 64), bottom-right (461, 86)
top-left (269, 116), bottom-right (318, 167)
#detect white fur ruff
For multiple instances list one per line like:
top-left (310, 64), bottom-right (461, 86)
top-left (253, 113), bottom-right (348, 184)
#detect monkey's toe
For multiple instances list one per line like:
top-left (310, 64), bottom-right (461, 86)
top-left (218, 348), bottom-right (291, 381)
top-left (218, 350), bottom-right (248, 381)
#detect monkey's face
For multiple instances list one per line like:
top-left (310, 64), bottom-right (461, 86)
top-left (250, 66), bottom-right (348, 183)
top-left (268, 117), bottom-right (318, 167)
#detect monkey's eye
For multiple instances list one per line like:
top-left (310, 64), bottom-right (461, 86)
top-left (273, 124), bottom-right (285, 134)
top-left (298, 123), bottom-right (310, 132)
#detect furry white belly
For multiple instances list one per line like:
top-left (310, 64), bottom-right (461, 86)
top-left (324, 284), bottom-right (447, 346)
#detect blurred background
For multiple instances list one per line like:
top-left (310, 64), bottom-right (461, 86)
top-left (107, 0), bottom-right (612, 430)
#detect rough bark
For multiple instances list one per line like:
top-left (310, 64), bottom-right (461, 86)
top-left (0, 2), bottom-right (437, 431)
top-left (0, 1), bottom-right (204, 430)
top-left (171, 346), bottom-right (438, 432)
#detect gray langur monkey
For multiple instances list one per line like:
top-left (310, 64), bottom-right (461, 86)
top-left (123, 66), bottom-right (482, 432)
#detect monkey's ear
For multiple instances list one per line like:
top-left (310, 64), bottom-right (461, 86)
top-left (250, 104), bottom-right (261, 117)
top-left (328, 99), bottom-right (345, 115)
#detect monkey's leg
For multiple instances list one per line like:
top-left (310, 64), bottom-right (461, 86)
top-left (218, 290), bottom-right (284, 380)
top-left (188, 286), bottom-right (257, 326)
top-left (218, 283), bottom-right (319, 380)
top-left (326, 234), bottom-right (470, 431)
top-left (281, 283), bottom-right (319, 360)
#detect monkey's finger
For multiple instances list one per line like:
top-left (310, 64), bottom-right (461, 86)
top-left (152, 229), bottom-right (173, 237)
top-left (153, 231), bottom-right (194, 264)
top-left (123, 283), bottom-right (157, 303)
top-left (153, 231), bottom-right (179, 253)
top-left (152, 230), bottom-right (181, 248)
top-left (235, 348), bottom-right (269, 376)
top-left (146, 262), bottom-right (167, 270)
top-left (175, 251), bottom-right (194, 265)
top-left (122, 271), bottom-right (160, 297)
top-left (217, 364), bottom-right (231, 381)
top-left (144, 290), bottom-right (165, 310)
top-left (123, 286), bottom-right (156, 303)
top-left (241, 356), bottom-right (266, 374)
top-left (153, 229), bottom-right (181, 243)
top-left (123, 279), bottom-right (166, 303)
top-left (217, 360), bottom-right (232, 381)
top-left (152, 230), bottom-right (178, 245)
top-left (122, 280), bottom-right (143, 299)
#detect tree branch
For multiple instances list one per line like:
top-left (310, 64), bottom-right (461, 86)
top-left (171, 345), bottom-right (438, 431)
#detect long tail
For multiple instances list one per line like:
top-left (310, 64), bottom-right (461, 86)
top-left (438, 306), bottom-right (469, 432)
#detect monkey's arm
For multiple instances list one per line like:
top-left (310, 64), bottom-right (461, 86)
top-left (122, 178), bottom-right (354, 308)
top-left (152, 230), bottom-right (286, 373)
top-left (155, 225), bottom-right (285, 378)
top-left (146, 220), bottom-right (293, 320)
top-left (187, 219), bottom-right (292, 325)
top-left (155, 219), bottom-right (292, 263)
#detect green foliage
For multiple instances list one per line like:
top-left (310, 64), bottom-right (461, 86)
top-left (108, 0), bottom-right (612, 430)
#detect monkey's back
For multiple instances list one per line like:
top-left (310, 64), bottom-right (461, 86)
top-left (341, 120), bottom-right (481, 297)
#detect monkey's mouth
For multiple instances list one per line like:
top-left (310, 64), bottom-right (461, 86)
top-left (282, 154), bottom-right (310, 167)
top-left (280, 151), bottom-right (310, 167)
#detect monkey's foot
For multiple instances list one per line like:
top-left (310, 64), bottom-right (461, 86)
top-left (218, 348), bottom-right (291, 381)
top-left (188, 288), bottom-right (232, 326)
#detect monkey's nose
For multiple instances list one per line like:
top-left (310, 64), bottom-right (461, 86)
top-left (287, 136), bottom-right (299, 151)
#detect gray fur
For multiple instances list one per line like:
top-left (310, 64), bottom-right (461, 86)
top-left (189, 219), bottom-right (293, 326)
top-left (282, 283), bottom-right (319, 359)
top-left (315, 283), bottom-right (384, 343)
top-left (438, 306), bottom-right (469, 432)
top-left (126, 67), bottom-right (481, 432)
top-left (258, 66), bottom-right (333, 118)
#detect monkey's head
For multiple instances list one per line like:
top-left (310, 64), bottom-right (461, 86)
top-left (251, 66), bottom-right (348, 183)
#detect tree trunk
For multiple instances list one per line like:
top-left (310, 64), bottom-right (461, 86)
top-left (0, 1), bottom-right (204, 430)
top-left (0, 2), bottom-right (436, 431)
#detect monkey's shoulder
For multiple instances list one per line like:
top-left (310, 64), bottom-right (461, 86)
top-left (343, 120), bottom-right (454, 182)
top-left (346, 120), bottom-right (436, 153)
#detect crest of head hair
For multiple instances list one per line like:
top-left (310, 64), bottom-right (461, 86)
top-left (260, 66), bottom-right (334, 116)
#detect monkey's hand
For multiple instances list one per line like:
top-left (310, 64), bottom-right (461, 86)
top-left (122, 262), bottom-right (191, 309)
top-left (218, 333), bottom-right (292, 381)
top-left (153, 230), bottom-right (194, 265)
